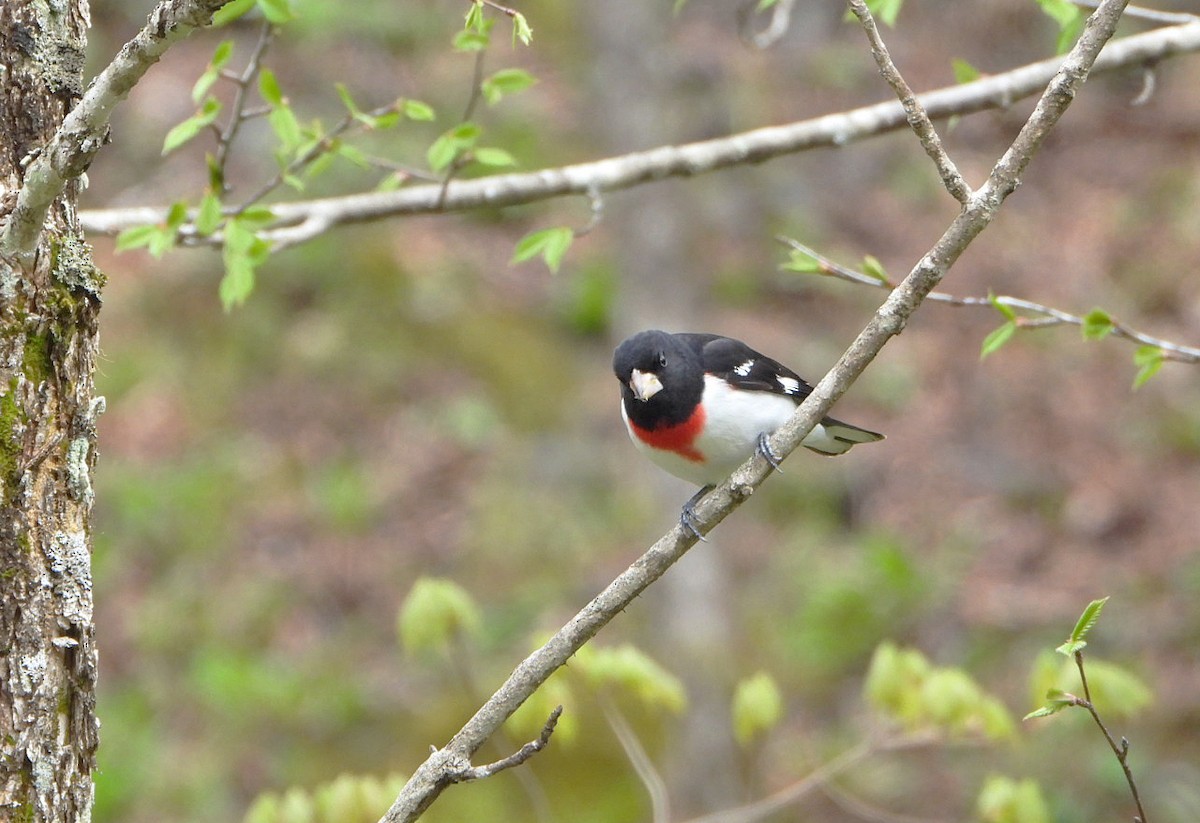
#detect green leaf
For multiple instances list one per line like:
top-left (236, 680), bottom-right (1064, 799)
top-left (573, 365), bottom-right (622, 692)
top-left (575, 645), bottom-right (687, 713)
top-left (256, 0), bottom-right (293, 24)
top-left (472, 146), bottom-right (517, 167)
top-left (988, 291), bottom-right (1017, 321)
top-left (464, 0), bottom-right (484, 32)
top-left (1055, 15), bottom-right (1085, 53)
top-left (1034, 0), bottom-right (1081, 28)
top-left (336, 83), bottom-right (360, 116)
top-left (219, 217), bottom-right (271, 310)
top-left (976, 775), bottom-right (1051, 823)
top-left (192, 41), bottom-right (233, 104)
top-left (162, 97), bottom-right (221, 155)
top-left (335, 142), bottom-right (369, 168)
top-left (267, 106), bottom-right (303, 154)
top-left (194, 191), bottom-right (223, 236)
top-left (1081, 308), bottom-right (1114, 341)
top-left (212, 0), bottom-right (256, 26)
top-left (511, 12), bottom-right (533, 46)
top-left (1069, 596), bottom-right (1108, 646)
top-left (481, 68), bottom-right (537, 105)
top-left (426, 122), bottom-right (481, 172)
top-left (258, 69), bottom-right (285, 108)
top-left (731, 672), bottom-right (784, 747)
top-left (780, 247), bottom-right (822, 274)
top-left (402, 99), bottom-right (435, 121)
top-left (861, 254), bottom-right (888, 283)
top-left (866, 0), bottom-right (904, 27)
top-left (511, 227), bottom-right (574, 274)
top-left (951, 58), bottom-right (980, 84)
top-left (396, 577), bottom-right (482, 656)
top-left (1023, 688), bottom-right (1076, 720)
top-left (980, 321), bottom-right (1017, 359)
top-left (453, 29), bottom-right (490, 52)
top-left (1132, 345), bottom-right (1165, 389)
top-left (114, 224), bottom-right (161, 254)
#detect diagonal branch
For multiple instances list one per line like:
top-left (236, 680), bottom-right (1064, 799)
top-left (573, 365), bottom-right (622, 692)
top-left (78, 20), bottom-right (1200, 246)
top-left (378, 2), bottom-right (1130, 821)
top-left (0, 0), bottom-right (234, 257)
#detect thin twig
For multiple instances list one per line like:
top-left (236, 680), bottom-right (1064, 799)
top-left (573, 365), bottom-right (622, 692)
top-left (212, 20), bottom-right (275, 191)
top-left (777, 236), bottom-right (1200, 364)
top-left (1073, 652), bottom-right (1150, 823)
top-left (601, 697), bottom-right (670, 823)
top-left (447, 706), bottom-right (563, 782)
top-left (821, 779), bottom-right (955, 823)
top-left (738, 0), bottom-right (798, 49)
top-left (436, 50), bottom-right (488, 210)
top-left (846, 0), bottom-right (972, 204)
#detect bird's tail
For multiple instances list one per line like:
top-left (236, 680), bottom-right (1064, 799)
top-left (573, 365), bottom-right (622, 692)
top-left (802, 419), bottom-right (885, 456)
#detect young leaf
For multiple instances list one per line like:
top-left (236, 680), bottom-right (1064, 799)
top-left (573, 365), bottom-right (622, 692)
top-left (481, 68), bottom-right (537, 105)
top-left (1023, 688), bottom-right (1076, 720)
top-left (212, 0), bottom-right (255, 26)
top-left (511, 227), bottom-right (574, 274)
top-left (951, 58), bottom-right (980, 84)
top-left (258, 69), bottom-right (285, 108)
top-left (192, 41), bottom-right (234, 104)
top-left (402, 99), bottom-right (435, 121)
top-left (426, 122), bottom-right (481, 172)
top-left (472, 146), bottom-right (517, 167)
top-left (780, 247), bottom-right (822, 274)
top-left (194, 191), bottom-right (223, 237)
top-left (988, 291), bottom-right (1017, 322)
top-left (731, 672), bottom-right (784, 747)
top-left (511, 12), bottom-right (533, 46)
top-left (256, 0), bottom-right (293, 24)
top-left (267, 105), bottom-right (303, 154)
top-left (575, 645), bottom-right (687, 713)
top-left (867, 0), bottom-right (904, 27)
top-left (114, 224), bottom-right (162, 254)
top-left (335, 82), bottom-right (361, 116)
top-left (162, 97), bottom-right (222, 155)
top-left (861, 254), bottom-right (888, 283)
top-left (1070, 597), bottom-right (1104, 652)
top-left (1081, 308), bottom-right (1114, 341)
top-left (980, 321), bottom-right (1016, 359)
top-left (453, 29), bottom-right (490, 52)
top-left (1132, 345), bottom-right (1164, 390)
top-left (396, 577), bottom-right (482, 656)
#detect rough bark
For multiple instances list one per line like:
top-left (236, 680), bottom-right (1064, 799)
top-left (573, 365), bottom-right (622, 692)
top-left (0, 1), bottom-right (104, 821)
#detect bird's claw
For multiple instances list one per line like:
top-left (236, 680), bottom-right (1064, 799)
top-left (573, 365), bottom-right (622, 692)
top-left (757, 432), bottom-right (783, 473)
top-left (679, 485), bottom-right (713, 542)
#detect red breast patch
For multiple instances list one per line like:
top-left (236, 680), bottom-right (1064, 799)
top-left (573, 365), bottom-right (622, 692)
top-left (629, 405), bottom-right (706, 463)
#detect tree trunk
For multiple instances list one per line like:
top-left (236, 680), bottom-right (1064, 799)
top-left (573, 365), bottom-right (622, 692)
top-left (0, 2), bottom-right (103, 821)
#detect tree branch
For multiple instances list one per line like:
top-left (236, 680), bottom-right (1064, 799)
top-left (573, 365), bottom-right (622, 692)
top-left (778, 237), bottom-right (1200, 364)
top-left (378, 2), bottom-right (1130, 820)
top-left (0, 0), bottom-right (234, 256)
top-left (78, 20), bottom-right (1200, 246)
top-left (846, 0), bottom-right (971, 203)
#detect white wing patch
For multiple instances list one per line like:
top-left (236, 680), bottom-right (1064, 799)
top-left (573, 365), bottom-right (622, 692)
top-left (733, 359), bottom-right (755, 377)
top-left (777, 375), bottom-right (801, 395)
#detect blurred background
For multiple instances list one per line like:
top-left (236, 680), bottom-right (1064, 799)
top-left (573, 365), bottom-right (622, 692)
top-left (79, 0), bottom-right (1200, 821)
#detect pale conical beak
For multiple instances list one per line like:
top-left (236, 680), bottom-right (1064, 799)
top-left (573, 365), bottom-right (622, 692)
top-left (629, 368), bottom-right (664, 402)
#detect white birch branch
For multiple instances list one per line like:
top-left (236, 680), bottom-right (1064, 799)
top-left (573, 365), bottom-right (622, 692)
top-left (77, 19), bottom-right (1200, 250)
top-left (378, 1), bottom-right (1131, 820)
top-left (1, 0), bottom-right (233, 256)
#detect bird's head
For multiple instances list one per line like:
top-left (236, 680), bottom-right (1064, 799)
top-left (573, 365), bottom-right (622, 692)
top-left (612, 330), bottom-right (697, 404)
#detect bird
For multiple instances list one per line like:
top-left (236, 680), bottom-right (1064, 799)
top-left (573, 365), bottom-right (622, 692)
top-left (613, 329), bottom-right (884, 537)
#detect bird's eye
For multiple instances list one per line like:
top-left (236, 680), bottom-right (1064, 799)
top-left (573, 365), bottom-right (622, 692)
top-left (657, 353), bottom-right (668, 368)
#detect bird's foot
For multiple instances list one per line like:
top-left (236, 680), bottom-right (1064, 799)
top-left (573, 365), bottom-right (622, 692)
top-left (679, 485), bottom-right (714, 542)
top-left (757, 432), bottom-right (783, 473)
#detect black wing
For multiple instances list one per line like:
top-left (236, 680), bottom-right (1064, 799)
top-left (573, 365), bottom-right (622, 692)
top-left (689, 334), bottom-right (814, 402)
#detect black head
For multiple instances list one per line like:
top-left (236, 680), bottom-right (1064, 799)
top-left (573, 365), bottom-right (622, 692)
top-left (612, 330), bottom-right (704, 427)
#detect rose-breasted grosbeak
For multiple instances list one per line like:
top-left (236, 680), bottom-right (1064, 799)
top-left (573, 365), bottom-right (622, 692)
top-left (613, 330), bottom-right (884, 534)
